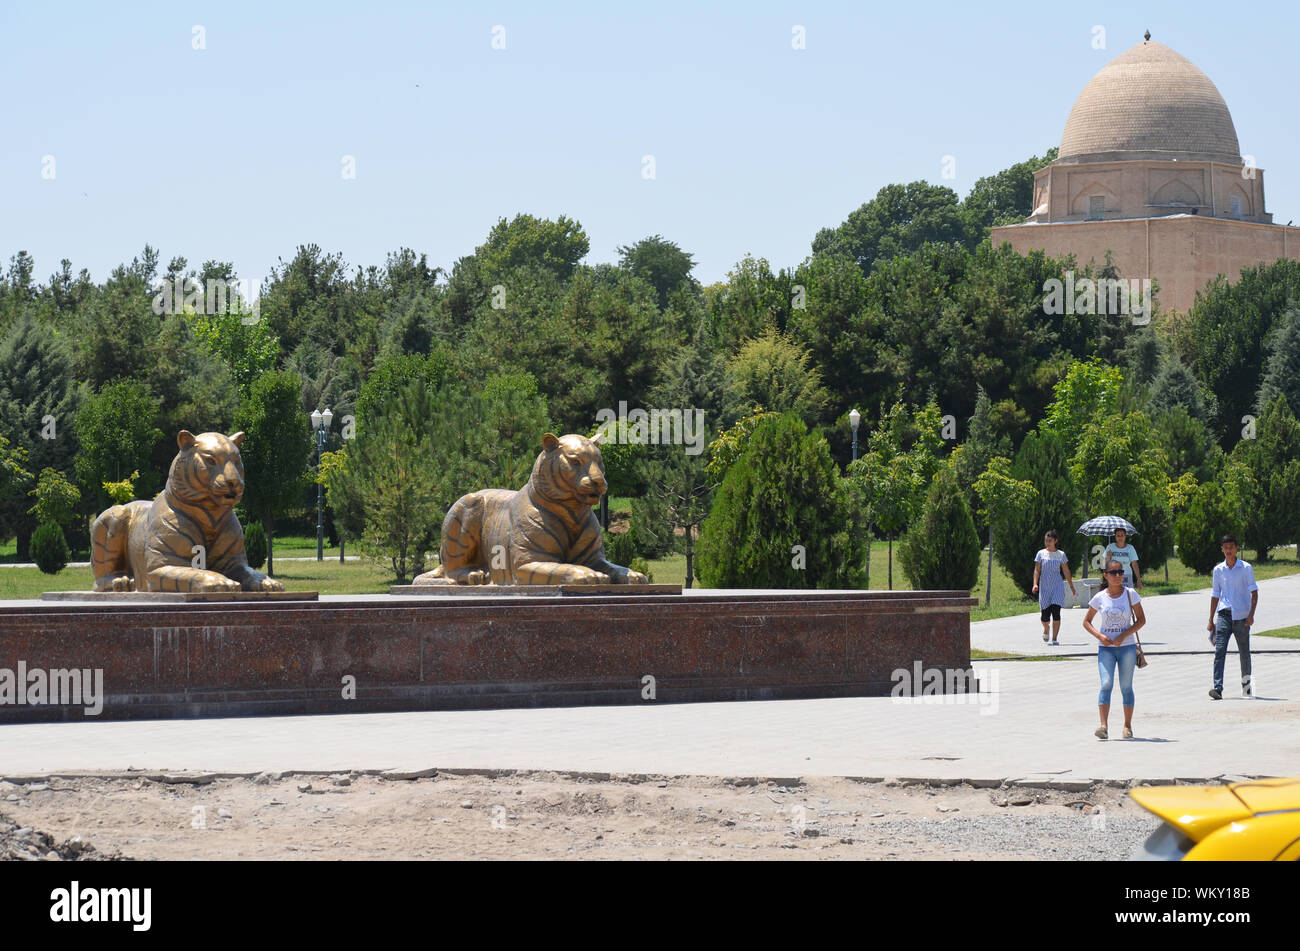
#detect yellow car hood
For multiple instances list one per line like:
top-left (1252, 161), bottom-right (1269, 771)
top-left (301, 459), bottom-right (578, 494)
top-left (1131, 777), bottom-right (1300, 842)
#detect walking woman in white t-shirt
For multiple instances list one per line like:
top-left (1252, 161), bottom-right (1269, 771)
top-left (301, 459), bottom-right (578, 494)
top-left (1082, 558), bottom-right (1147, 739)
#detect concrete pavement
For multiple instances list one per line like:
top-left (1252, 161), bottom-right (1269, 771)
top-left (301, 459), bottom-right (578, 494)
top-left (2, 581), bottom-right (1297, 783)
top-left (1, 654), bottom-right (1295, 783)
top-left (971, 574), bottom-right (1300, 657)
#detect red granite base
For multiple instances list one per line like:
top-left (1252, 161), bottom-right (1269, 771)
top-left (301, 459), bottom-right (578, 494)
top-left (0, 591), bottom-right (974, 722)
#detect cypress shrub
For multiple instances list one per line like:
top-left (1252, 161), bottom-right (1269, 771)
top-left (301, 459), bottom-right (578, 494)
top-left (1175, 481), bottom-right (1237, 574)
top-left (31, 522), bottom-right (69, 575)
top-left (898, 466), bottom-right (980, 591)
top-left (697, 413), bottom-right (862, 588)
top-left (244, 522), bottom-right (268, 570)
top-left (993, 430), bottom-right (1087, 597)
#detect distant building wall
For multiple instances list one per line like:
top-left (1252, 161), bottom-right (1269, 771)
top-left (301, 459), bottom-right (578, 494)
top-left (991, 216), bottom-right (1300, 314)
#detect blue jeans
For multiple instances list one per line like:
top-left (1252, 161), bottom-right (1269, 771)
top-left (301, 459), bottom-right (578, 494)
top-left (1098, 642), bottom-right (1137, 706)
top-left (1212, 609), bottom-right (1252, 691)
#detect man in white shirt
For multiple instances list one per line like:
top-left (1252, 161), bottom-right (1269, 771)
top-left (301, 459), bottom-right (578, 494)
top-left (1206, 534), bottom-right (1258, 700)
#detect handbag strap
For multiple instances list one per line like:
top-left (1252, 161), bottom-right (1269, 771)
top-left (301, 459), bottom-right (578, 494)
top-left (1125, 588), bottom-right (1143, 649)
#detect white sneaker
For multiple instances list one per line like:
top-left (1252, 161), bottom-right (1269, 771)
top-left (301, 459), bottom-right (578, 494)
top-left (1242, 680), bottom-right (1254, 698)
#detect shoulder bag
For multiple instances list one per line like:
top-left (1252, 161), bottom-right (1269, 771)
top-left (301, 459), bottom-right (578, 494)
top-left (1125, 588), bottom-right (1147, 669)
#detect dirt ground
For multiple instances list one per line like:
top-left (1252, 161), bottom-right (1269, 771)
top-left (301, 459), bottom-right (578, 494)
top-left (0, 771), bottom-right (1161, 860)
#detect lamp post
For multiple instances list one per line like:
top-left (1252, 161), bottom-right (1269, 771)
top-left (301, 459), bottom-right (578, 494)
top-left (849, 408), bottom-right (865, 588)
top-left (311, 407), bottom-right (333, 561)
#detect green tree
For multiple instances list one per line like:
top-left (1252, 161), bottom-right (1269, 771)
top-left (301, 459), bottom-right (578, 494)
top-left (973, 456), bottom-right (1038, 606)
top-left (1042, 358), bottom-right (1124, 442)
top-left (617, 235), bottom-right (697, 311)
top-left (722, 328), bottom-right (830, 427)
top-left (1147, 355), bottom-right (1209, 423)
top-left (707, 411), bottom-right (779, 482)
top-left (189, 307), bottom-right (279, 393)
top-left (845, 401), bottom-right (946, 588)
top-left (468, 263), bottom-right (609, 429)
top-left (897, 465), bottom-right (981, 591)
top-left (347, 380), bottom-right (444, 583)
top-left (1152, 406), bottom-right (1220, 484)
top-left (31, 522), bottom-right (70, 574)
top-left (699, 256), bottom-right (791, 353)
top-left (950, 385), bottom-right (1013, 530)
top-left (1069, 410), bottom-right (1169, 517)
top-left (355, 348), bottom-right (455, 432)
top-left (475, 213), bottom-right (590, 285)
top-left (0, 311), bottom-right (83, 558)
top-left (145, 315), bottom-right (240, 465)
top-left (1256, 303), bottom-right (1300, 419)
top-left (962, 148), bottom-right (1058, 240)
top-left (318, 447), bottom-right (365, 556)
top-left (1172, 259), bottom-right (1300, 444)
top-left (102, 470), bottom-right (140, 505)
top-left (27, 467), bottom-right (80, 528)
top-left (636, 446), bottom-right (715, 587)
top-left (259, 244), bottom-right (362, 366)
top-left (74, 380), bottom-right (164, 511)
top-left (436, 372), bottom-right (552, 503)
top-left (813, 181), bottom-right (966, 275)
top-left (697, 414), bottom-right (862, 588)
top-left (1231, 395), bottom-right (1300, 561)
top-left (70, 251), bottom-right (160, 387)
top-left (0, 433), bottom-right (33, 533)
top-left (993, 430), bottom-right (1087, 597)
top-left (234, 370), bottom-right (313, 576)
top-left (1175, 470), bottom-right (1249, 574)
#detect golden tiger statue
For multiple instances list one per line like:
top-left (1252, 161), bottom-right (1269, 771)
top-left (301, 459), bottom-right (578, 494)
top-left (413, 432), bottom-right (648, 586)
top-left (90, 430), bottom-right (284, 593)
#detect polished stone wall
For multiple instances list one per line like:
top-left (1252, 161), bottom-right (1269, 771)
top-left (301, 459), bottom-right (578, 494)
top-left (0, 590), bottom-right (975, 722)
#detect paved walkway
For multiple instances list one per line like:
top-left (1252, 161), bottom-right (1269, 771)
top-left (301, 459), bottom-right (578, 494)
top-left (971, 574), bottom-right (1300, 656)
top-left (2, 581), bottom-right (1297, 783)
top-left (2, 654), bottom-right (1295, 783)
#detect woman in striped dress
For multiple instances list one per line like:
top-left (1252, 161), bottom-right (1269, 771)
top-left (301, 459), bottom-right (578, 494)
top-left (1032, 529), bottom-right (1076, 645)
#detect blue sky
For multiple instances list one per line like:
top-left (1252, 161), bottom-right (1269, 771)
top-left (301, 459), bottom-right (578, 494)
top-left (3, 0), bottom-right (1297, 288)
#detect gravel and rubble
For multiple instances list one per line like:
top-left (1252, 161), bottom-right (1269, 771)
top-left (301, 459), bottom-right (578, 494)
top-left (0, 771), bottom-right (1168, 860)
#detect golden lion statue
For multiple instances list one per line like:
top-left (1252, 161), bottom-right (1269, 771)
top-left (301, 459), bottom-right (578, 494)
top-left (91, 430), bottom-right (284, 593)
top-left (414, 432), bottom-right (648, 585)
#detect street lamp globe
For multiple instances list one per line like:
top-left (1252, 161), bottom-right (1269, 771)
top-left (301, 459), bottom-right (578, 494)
top-left (849, 408), bottom-right (861, 433)
top-left (311, 409), bottom-right (322, 431)
top-left (321, 407), bottom-right (333, 429)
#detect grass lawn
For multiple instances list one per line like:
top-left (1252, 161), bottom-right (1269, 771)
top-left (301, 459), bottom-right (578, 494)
top-left (0, 543), bottom-right (397, 598)
top-left (970, 649), bottom-right (1077, 662)
top-left (647, 542), bottom-right (1300, 623)
top-left (4, 538), bottom-right (1299, 607)
top-left (1259, 625), bottom-right (1300, 639)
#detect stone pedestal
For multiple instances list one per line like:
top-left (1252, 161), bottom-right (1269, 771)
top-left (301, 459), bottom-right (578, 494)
top-left (0, 589), bottom-right (974, 722)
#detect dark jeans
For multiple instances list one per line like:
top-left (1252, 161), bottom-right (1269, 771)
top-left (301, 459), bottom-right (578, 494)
top-left (1212, 609), bottom-right (1252, 691)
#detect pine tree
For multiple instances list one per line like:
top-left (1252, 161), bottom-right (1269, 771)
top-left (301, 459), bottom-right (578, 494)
top-left (0, 312), bottom-right (83, 558)
top-left (898, 465), bottom-right (980, 591)
top-left (993, 430), bottom-right (1087, 597)
top-left (1257, 304), bottom-right (1300, 419)
top-left (697, 414), bottom-right (863, 588)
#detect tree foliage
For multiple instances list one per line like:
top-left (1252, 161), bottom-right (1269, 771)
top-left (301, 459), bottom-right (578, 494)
top-left (898, 465), bottom-right (981, 591)
top-left (992, 430), bottom-right (1087, 597)
top-left (233, 370), bottom-right (313, 574)
top-left (74, 380), bottom-right (164, 510)
top-left (27, 467), bottom-right (80, 528)
top-left (697, 414), bottom-right (862, 588)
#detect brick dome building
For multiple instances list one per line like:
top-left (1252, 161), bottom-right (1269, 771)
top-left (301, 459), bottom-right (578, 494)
top-left (992, 35), bottom-right (1299, 314)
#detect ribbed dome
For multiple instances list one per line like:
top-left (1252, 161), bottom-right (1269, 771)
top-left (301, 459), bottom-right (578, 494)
top-left (1057, 40), bottom-right (1241, 165)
